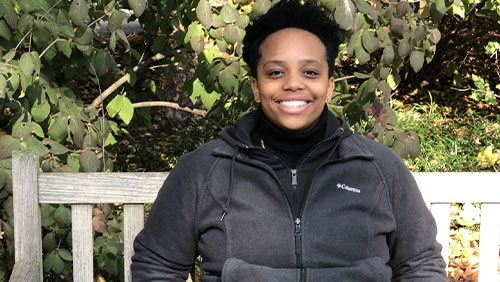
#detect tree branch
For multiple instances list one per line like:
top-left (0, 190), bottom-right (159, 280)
top-left (86, 52), bottom-right (174, 111)
top-left (40, 39), bottom-right (67, 58)
top-left (132, 101), bottom-right (207, 117)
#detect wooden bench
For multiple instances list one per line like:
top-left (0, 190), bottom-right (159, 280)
top-left (9, 151), bottom-right (500, 281)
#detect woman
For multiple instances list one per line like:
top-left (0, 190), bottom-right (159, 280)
top-left (131, 1), bottom-right (447, 281)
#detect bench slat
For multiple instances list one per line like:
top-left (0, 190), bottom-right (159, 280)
top-left (414, 173), bottom-right (500, 204)
top-left (38, 172), bottom-right (168, 203)
top-left (72, 204), bottom-right (93, 282)
top-left (431, 203), bottom-right (451, 269)
top-left (478, 203), bottom-right (500, 281)
top-left (124, 204), bottom-right (144, 282)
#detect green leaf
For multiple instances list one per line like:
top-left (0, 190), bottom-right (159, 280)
top-left (471, 90), bottom-right (483, 101)
top-left (0, 20), bottom-right (10, 40)
top-left (32, 122), bottom-right (45, 138)
top-left (485, 91), bottom-right (496, 104)
top-left (48, 116), bottom-right (69, 143)
top-left (18, 14), bottom-right (34, 34)
top-left (0, 135), bottom-right (21, 160)
top-left (398, 41), bottom-right (411, 58)
top-left (116, 29), bottom-right (130, 50)
top-left (223, 25), bottom-right (244, 45)
top-left (106, 95), bottom-right (123, 118)
top-left (31, 51), bottom-right (41, 75)
top-left (354, 45), bottom-right (370, 65)
top-left (56, 25), bottom-right (75, 39)
top-left (128, 0), bottom-right (147, 17)
top-left (46, 251), bottom-right (65, 274)
top-left (19, 53), bottom-right (34, 77)
top-left (220, 4), bottom-right (239, 23)
top-left (361, 30), bottom-right (379, 53)
top-left (125, 69), bottom-right (137, 86)
top-left (80, 150), bottom-right (99, 172)
top-left (212, 15), bottom-right (226, 28)
top-left (69, 0), bottom-right (89, 27)
top-left (12, 115), bottom-right (32, 141)
top-left (235, 15), bottom-right (250, 29)
top-left (118, 96), bottom-right (134, 125)
top-left (218, 66), bottom-right (238, 93)
top-left (109, 32), bottom-right (116, 51)
top-left (409, 50), bottom-right (424, 72)
top-left (485, 41), bottom-right (500, 56)
top-left (75, 26), bottom-right (93, 46)
top-left (43, 232), bottom-right (58, 251)
top-left (319, 0), bottom-right (337, 11)
top-left (190, 32), bottom-right (204, 54)
top-left (58, 249), bottom-right (73, 261)
top-left (2, 49), bottom-right (16, 61)
top-left (251, 0), bottom-right (272, 18)
top-left (352, 0), bottom-right (378, 20)
top-left (334, 0), bottom-right (356, 30)
top-left (2, 4), bottom-right (17, 29)
top-left (152, 36), bottom-right (167, 54)
top-left (471, 74), bottom-right (485, 89)
top-left (142, 79), bottom-right (157, 94)
top-left (31, 97), bottom-right (50, 123)
top-left (383, 46), bottom-right (394, 65)
top-left (56, 41), bottom-right (72, 58)
top-left (42, 139), bottom-right (70, 155)
top-left (54, 205), bottom-right (71, 227)
top-left (196, 0), bottom-right (213, 28)
top-left (0, 75), bottom-right (6, 99)
top-left (353, 72), bottom-right (371, 79)
top-left (108, 10), bottom-right (124, 32)
top-left (24, 137), bottom-right (49, 156)
top-left (390, 18), bottom-right (406, 39)
top-left (92, 51), bottom-right (117, 77)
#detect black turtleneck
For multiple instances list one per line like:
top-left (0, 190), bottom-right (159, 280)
top-left (251, 106), bottom-right (334, 168)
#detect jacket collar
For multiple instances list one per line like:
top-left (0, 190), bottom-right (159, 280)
top-left (214, 110), bottom-right (374, 163)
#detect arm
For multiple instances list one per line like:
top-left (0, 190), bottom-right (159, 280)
top-left (131, 153), bottom-right (200, 282)
top-left (384, 155), bottom-right (447, 281)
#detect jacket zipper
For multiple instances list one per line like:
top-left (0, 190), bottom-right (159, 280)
top-left (291, 169), bottom-right (303, 281)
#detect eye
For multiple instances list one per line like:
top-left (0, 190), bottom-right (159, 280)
top-left (267, 70), bottom-right (284, 78)
top-left (304, 70), bottom-right (319, 77)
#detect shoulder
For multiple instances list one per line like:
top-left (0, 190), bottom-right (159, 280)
top-left (343, 133), bottom-right (414, 184)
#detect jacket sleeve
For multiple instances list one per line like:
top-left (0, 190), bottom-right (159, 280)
top-left (131, 153), bottom-right (200, 282)
top-left (384, 153), bottom-right (448, 281)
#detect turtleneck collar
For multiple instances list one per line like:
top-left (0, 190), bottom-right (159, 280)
top-left (251, 106), bottom-right (339, 167)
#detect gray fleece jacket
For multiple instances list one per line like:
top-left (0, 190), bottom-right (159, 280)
top-left (131, 111), bottom-right (447, 282)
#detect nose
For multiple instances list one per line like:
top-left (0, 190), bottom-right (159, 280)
top-left (282, 72), bottom-right (305, 91)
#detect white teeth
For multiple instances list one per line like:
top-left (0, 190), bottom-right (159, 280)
top-left (279, 100), bottom-right (307, 108)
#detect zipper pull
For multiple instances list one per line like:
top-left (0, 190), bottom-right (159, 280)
top-left (291, 169), bottom-right (298, 189)
top-left (295, 218), bottom-right (301, 234)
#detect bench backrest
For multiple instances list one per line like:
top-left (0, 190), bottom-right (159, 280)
top-left (12, 151), bottom-right (500, 281)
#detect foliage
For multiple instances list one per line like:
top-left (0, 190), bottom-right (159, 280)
top-left (0, 0), bottom-right (498, 280)
top-left (396, 100), bottom-right (500, 172)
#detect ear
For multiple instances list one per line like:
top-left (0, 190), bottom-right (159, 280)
top-left (251, 78), bottom-right (261, 103)
top-left (326, 76), bottom-right (335, 103)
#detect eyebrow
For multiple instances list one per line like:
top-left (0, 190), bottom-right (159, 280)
top-left (262, 59), bottom-right (323, 68)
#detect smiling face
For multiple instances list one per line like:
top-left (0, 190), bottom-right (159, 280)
top-left (252, 28), bottom-right (335, 132)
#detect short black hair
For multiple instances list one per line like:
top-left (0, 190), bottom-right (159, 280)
top-left (242, 0), bottom-right (341, 78)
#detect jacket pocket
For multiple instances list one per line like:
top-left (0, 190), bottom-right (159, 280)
top-left (221, 258), bottom-right (300, 282)
top-left (305, 257), bottom-right (391, 282)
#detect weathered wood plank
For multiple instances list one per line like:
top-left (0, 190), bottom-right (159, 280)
top-left (124, 204), bottom-right (144, 282)
top-left (12, 151), bottom-right (43, 281)
top-left (38, 172), bottom-right (168, 203)
top-left (414, 172), bottom-right (500, 205)
top-left (72, 204), bottom-right (93, 282)
top-left (431, 203), bottom-right (451, 269)
top-left (478, 204), bottom-right (500, 282)
top-left (9, 260), bottom-right (40, 282)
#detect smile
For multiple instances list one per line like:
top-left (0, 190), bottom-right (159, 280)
top-left (278, 100), bottom-right (310, 108)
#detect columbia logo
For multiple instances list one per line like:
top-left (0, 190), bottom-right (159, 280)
top-left (336, 183), bottom-right (361, 194)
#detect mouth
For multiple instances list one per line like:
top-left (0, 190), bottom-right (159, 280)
top-left (277, 100), bottom-right (310, 108)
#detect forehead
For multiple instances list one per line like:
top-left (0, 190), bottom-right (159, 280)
top-left (258, 28), bottom-right (327, 60)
